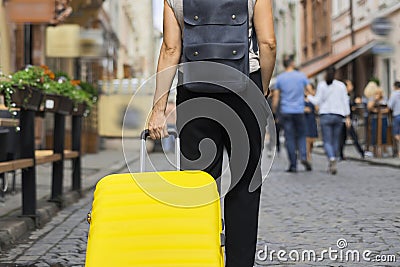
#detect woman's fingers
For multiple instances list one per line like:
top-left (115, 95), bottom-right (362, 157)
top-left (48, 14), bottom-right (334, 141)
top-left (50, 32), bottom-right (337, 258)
top-left (149, 126), bottom-right (162, 140)
top-left (148, 111), bottom-right (168, 140)
top-left (148, 125), bottom-right (157, 140)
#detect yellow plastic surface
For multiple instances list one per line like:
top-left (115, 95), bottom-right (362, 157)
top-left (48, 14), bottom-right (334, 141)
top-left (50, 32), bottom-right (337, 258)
top-left (85, 171), bottom-right (224, 267)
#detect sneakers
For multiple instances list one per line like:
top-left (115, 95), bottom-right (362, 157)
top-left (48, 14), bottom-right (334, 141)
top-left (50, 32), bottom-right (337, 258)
top-left (328, 159), bottom-right (337, 175)
top-left (301, 160), bottom-right (312, 171)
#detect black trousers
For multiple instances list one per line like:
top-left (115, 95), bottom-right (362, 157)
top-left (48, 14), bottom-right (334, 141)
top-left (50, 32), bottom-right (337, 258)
top-left (177, 71), bottom-right (265, 267)
top-left (340, 122), bottom-right (364, 158)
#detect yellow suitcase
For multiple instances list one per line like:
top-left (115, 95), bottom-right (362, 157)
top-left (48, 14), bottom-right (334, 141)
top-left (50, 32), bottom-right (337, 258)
top-left (85, 130), bottom-right (224, 267)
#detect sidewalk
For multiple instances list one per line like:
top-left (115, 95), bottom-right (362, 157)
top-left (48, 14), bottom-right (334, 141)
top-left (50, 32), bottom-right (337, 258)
top-left (0, 138), bottom-right (142, 251)
top-left (313, 143), bottom-right (400, 168)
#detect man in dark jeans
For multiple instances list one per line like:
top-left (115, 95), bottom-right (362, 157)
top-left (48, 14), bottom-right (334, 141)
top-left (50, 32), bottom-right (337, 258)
top-left (273, 56), bottom-right (312, 172)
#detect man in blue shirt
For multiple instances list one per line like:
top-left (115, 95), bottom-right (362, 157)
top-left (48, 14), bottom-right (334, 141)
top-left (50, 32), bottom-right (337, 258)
top-left (273, 56), bottom-right (312, 172)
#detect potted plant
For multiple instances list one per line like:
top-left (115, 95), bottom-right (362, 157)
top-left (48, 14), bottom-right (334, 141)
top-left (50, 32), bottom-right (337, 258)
top-left (71, 81), bottom-right (98, 116)
top-left (1, 66), bottom-right (98, 117)
top-left (0, 67), bottom-right (45, 111)
top-left (40, 69), bottom-right (98, 116)
top-left (40, 67), bottom-right (74, 115)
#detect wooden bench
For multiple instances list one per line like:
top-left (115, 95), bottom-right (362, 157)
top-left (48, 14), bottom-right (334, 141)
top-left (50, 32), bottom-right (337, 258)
top-left (34, 150), bottom-right (80, 163)
top-left (0, 118), bottom-right (19, 127)
top-left (64, 150), bottom-right (80, 159)
top-left (1, 106), bottom-right (84, 217)
top-left (0, 159), bottom-right (34, 173)
top-left (35, 150), bottom-right (62, 164)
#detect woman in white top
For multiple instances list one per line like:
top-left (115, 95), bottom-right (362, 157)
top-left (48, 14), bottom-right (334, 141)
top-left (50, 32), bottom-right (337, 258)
top-left (308, 66), bottom-right (350, 174)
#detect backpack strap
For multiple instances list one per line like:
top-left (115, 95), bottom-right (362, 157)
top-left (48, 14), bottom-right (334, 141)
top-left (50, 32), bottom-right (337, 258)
top-left (251, 25), bottom-right (259, 53)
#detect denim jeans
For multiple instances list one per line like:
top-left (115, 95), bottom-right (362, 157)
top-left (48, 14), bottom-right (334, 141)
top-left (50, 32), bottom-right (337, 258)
top-left (371, 117), bottom-right (388, 145)
top-left (281, 113), bottom-right (307, 169)
top-left (320, 114), bottom-right (344, 160)
top-left (393, 115), bottom-right (400, 136)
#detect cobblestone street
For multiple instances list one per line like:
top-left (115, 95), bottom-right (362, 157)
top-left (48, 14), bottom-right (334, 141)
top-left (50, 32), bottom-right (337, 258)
top-left (0, 152), bottom-right (399, 267)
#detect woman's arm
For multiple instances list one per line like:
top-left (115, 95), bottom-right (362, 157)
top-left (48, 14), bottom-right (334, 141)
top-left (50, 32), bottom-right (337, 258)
top-left (148, 0), bottom-right (182, 139)
top-left (272, 90), bottom-right (280, 114)
top-left (307, 83), bottom-right (324, 106)
top-left (253, 0), bottom-right (276, 96)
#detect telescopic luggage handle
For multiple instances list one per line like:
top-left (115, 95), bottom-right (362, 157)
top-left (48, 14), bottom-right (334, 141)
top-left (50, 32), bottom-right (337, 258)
top-left (140, 128), bottom-right (180, 172)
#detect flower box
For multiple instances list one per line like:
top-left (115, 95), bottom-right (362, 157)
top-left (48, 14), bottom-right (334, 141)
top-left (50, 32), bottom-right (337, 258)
top-left (6, 87), bottom-right (43, 111)
top-left (57, 96), bottom-right (73, 115)
top-left (43, 94), bottom-right (73, 115)
top-left (72, 103), bottom-right (88, 116)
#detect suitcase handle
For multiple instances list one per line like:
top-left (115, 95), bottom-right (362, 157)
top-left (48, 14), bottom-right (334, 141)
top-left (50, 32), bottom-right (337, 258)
top-left (140, 128), bottom-right (180, 172)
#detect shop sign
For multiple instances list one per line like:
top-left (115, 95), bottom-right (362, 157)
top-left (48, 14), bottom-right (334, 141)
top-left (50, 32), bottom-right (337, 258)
top-left (371, 17), bottom-right (393, 36)
top-left (5, 0), bottom-right (55, 23)
top-left (372, 42), bottom-right (394, 55)
top-left (46, 24), bottom-right (80, 58)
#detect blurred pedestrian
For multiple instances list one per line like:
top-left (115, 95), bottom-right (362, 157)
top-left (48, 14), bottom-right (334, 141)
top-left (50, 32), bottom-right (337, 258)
top-left (307, 66), bottom-right (350, 175)
top-left (339, 80), bottom-right (365, 159)
top-left (273, 55), bottom-right (312, 172)
top-left (304, 84), bottom-right (318, 163)
top-left (362, 80), bottom-right (381, 148)
top-left (388, 81), bottom-right (400, 157)
top-left (367, 87), bottom-right (389, 155)
top-left (148, 0), bottom-right (276, 266)
top-left (364, 80), bottom-right (381, 99)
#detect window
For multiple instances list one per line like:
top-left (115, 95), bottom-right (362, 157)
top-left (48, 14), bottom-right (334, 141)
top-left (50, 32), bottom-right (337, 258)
top-left (333, 0), bottom-right (350, 16)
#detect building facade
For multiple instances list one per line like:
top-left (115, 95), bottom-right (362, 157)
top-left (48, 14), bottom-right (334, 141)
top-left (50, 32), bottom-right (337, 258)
top-left (0, 0), bottom-right (11, 74)
top-left (331, 0), bottom-right (400, 97)
top-left (125, 0), bottom-right (156, 79)
top-left (298, 0), bottom-right (399, 98)
top-left (273, 0), bottom-right (302, 73)
top-left (300, 0), bottom-right (332, 65)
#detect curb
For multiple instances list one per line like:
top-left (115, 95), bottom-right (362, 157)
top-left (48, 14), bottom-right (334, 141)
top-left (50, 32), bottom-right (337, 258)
top-left (313, 149), bottom-right (400, 169)
top-left (0, 155), bottom-right (139, 252)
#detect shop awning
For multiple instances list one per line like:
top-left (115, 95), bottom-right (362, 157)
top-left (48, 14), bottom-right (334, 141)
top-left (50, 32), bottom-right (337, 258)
top-left (301, 41), bottom-right (375, 78)
top-left (335, 41), bottom-right (377, 69)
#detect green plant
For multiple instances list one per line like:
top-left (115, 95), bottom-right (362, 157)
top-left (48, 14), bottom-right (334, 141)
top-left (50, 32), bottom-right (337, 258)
top-left (0, 71), bottom-right (14, 108)
top-left (1, 66), bottom-right (98, 113)
top-left (79, 81), bottom-right (98, 98)
top-left (369, 77), bottom-right (381, 86)
top-left (46, 80), bottom-right (97, 113)
top-left (54, 71), bottom-right (71, 81)
top-left (10, 66), bottom-right (53, 90)
top-left (0, 67), bottom-right (48, 111)
top-left (1, 66), bottom-right (54, 108)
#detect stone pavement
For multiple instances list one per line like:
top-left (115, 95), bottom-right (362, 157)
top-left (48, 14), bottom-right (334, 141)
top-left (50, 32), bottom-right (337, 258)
top-left (0, 148), bottom-right (399, 266)
top-left (256, 151), bottom-right (400, 266)
top-left (314, 143), bottom-right (400, 169)
top-left (0, 139), bottom-right (143, 251)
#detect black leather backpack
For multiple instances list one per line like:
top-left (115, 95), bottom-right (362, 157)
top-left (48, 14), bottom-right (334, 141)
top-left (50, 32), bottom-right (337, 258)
top-left (181, 0), bottom-right (256, 93)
